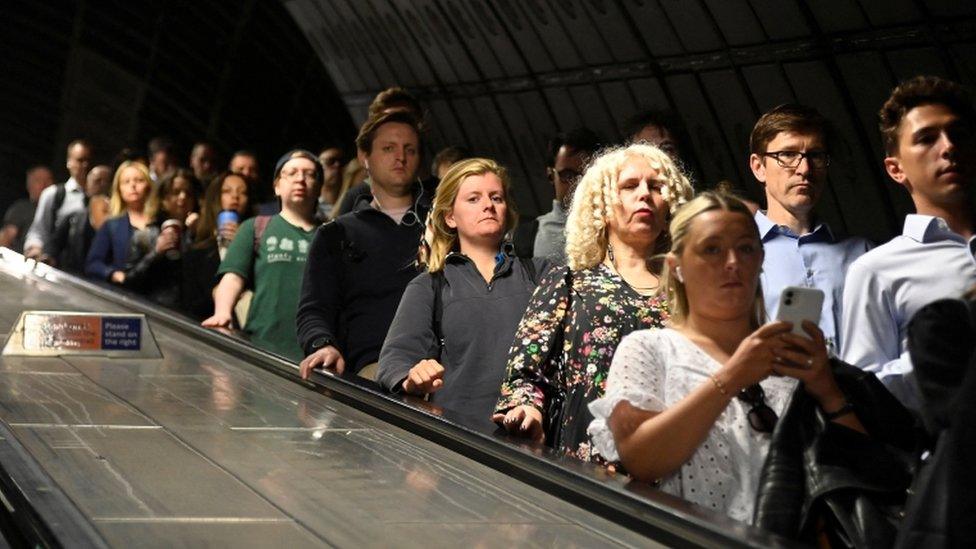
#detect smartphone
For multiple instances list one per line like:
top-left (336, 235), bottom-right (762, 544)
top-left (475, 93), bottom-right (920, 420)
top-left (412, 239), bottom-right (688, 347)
top-left (775, 286), bottom-right (824, 338)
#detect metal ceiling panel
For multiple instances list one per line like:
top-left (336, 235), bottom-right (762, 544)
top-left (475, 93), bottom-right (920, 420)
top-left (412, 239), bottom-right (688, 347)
top-left (568, 85), bottom-right (618, 141)
top-left (858, 0), bottom-right (920, 26)
top-left (806, 0), bottom-right (868, 33)
top-left (410, 0), bottom-right (482, 83)
top-left (627, 78), bottom-right (672, 112)
top-left (741, 64), bottom-right (798, 113)
top-left (455, 0), bottom-right (530, 77)
top-left (703, 0), bottom-right (769, 46)
top-left (543, 0), bottom-right (618, 66)
top-left (347, 1), bottom-right (421, 87)
top-left (362, 0), bottom-right (438, 86)
top-left (541, 87), bottom-right (585, 131)
top-left (886, 47), bottom-right (951, 81)
top-left (483, 0), bottom-right (558, 73)
top-left (435, 0), bottom-right (506, 80)
top-left (658, 0), bottom-right (725, 52)
top-left (393, 3), bottom-right (463, 84)
top-left (426, 99), bottom-right (469, 148)
top-left (747, 0), bottom-right (810, 40)
top-left (516, 1), bottom-right (586, 70)
top-left (618, 0), bottom-right (685, 57)
top-left (292, 0), bottom-right (365, 92)
top-left (576, 0), bottom-right (647, 63)
top-left (332, 0), bottom-right (393, 88)
top-left (598, 81), bottom-right (639, 138)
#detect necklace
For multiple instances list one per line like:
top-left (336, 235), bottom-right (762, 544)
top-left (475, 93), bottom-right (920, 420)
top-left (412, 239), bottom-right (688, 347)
top-left (604, 258), bottom-right (659, 294)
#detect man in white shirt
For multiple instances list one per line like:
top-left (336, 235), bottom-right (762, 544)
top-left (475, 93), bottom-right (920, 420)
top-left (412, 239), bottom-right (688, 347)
top-left (23, 140), bottom-right (92, 263)
top-left (841, 76), bottom-right (976, 409)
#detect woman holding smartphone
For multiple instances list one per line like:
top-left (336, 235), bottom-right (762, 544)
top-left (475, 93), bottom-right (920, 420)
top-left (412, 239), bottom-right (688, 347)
top-left (587, 192), bottom-right (863, 523)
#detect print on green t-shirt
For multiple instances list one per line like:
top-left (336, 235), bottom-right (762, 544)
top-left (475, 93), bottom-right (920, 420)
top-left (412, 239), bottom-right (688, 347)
top-left (216, 215), bottom-right (315, 361)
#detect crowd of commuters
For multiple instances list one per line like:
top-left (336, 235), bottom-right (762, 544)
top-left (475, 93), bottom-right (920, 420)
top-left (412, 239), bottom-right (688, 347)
top-left (3, 76), bottom-right (975, 545)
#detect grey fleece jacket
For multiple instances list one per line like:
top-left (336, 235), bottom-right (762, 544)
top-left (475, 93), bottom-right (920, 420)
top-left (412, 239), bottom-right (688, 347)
top-left (377, 252), bottom-right (548, 428)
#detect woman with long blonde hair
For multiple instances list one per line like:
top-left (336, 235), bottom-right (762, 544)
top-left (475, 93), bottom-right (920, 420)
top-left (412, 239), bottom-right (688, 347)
top-left (85, 161), bottom-right (154, 285)
top-left (377, 158), bottom-right (547, 427)
top-left (587, 192), bottom-right (863, 522)
top-left (493, 143), bottom-right (693, 463)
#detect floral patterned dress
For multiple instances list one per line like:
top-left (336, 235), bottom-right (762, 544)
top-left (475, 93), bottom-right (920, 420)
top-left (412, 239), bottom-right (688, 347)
top-left (494, 263), bottom-right (670, 462)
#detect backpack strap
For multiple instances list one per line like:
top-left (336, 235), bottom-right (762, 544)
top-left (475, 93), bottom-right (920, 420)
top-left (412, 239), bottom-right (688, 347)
top-left (49, 183), bottom-right (67, 235)
top-left (430, 271), bottom-right (446, 359)
top-left (251, 215), bottom-right (272, 254)
top-left (519, 256), bottom-right (538, 284)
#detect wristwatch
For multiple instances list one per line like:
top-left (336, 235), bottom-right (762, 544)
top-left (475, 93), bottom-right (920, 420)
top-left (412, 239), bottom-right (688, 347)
top-left (309, 336), bottom-right (335, 352)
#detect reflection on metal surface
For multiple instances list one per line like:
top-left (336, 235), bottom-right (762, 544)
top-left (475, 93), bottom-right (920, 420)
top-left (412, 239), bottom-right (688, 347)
top-left (0, 259), bottom-right (660, 547)
top-left (2, 311), bottom-right (162, 359)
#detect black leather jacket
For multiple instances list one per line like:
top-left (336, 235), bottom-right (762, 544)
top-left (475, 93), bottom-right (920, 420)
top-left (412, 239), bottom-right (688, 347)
top-left (753, 360), bottom-right (919, 548)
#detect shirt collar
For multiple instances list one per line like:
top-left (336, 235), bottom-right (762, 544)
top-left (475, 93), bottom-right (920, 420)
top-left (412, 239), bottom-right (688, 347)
top-left (902, 214), bottom-right (967, 244)
top-left (754, 210), bottom-right (834, 242)
top-left (65, 178), bottom-right (82, 192)
top-left (552, 200), bottom-right (568, 216)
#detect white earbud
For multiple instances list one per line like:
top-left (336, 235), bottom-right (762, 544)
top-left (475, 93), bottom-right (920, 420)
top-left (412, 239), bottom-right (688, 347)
top-left (675, 266), bottom-right (684, 283)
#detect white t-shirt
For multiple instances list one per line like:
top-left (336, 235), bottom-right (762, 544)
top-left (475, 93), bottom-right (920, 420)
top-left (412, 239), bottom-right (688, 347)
top-left (588, 327), bottom-right (797, 523)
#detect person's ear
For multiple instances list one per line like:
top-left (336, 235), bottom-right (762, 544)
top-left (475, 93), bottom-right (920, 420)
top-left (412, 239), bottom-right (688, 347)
top-left (749, 153), bottom-right (766, 184)
top-left (665, 253), bottom-right (678, 273)
top-left (546, 167), bottom-right (556, 186)
top-left (445, 209), bottom-right (457, 229)
top-left (884, 156), bottom-right (911, 191)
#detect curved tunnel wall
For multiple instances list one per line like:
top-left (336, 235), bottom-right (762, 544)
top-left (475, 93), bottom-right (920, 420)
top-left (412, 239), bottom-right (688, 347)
top-left (285, 0), bottom-right (976, 242)
top-left (0, 1), bottom-right (355, 208)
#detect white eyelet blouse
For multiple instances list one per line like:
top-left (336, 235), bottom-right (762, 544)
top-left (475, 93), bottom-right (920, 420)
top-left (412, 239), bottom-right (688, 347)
top-left (588, 327), bottom-right (797, 523)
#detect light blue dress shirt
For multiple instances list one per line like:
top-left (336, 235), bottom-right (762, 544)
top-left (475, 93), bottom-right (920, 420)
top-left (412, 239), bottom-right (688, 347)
top-left (756, 211), bottom-right (872, 353)
top-left (840, 215), bottom-right (976, 409)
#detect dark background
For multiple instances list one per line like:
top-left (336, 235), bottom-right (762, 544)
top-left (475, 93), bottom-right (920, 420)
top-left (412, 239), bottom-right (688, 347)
top-left (0, 0), bottom-right (355, 209)
top-left (4, 1), bottom-right (976, 243)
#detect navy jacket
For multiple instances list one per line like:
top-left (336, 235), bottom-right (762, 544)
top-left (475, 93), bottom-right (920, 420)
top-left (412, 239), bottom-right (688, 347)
top-left (85, 215), bottom-right (134, 281)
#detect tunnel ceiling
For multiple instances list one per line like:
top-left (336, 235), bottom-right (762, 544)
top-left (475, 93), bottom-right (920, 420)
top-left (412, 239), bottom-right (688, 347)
top-left (285, 0), bottom-right (976, 242)
top-left (0, 0), bottom-right (355, 207)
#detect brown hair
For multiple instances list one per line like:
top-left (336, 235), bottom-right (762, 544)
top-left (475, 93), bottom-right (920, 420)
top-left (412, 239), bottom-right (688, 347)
top-left (750, 103), bottom-right (832, 154)
top-left (355, 110), bottom-right (422, 155)
top-left (194, 171), bottom-right (255, 245)
top-left (879, 75), bottom-right (976, 155)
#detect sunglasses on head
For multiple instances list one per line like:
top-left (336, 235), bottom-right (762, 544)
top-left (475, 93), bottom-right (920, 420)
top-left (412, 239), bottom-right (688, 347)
top-left (736, 383), bottom-right (778, 433)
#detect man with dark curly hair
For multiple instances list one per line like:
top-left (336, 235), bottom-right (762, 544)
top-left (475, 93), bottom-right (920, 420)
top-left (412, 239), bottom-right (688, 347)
top-left (841, 76), bottom-right (976, 409)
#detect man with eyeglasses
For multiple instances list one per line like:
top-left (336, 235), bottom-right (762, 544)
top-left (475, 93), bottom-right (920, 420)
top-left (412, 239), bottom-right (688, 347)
top-left (297, 109), bottom-right (430, 381)
top-left (748, 104), bottom-right (872, 353)
top-left (529, 127), bottom-right (601, 263)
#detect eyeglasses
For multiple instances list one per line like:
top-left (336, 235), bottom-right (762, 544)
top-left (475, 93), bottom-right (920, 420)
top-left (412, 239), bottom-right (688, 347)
top-left (280, 169), bottom-right (317, 180)
top-left (762, 150), bottom-right (830, 170)
top-left (736, 384), bottom-right (778, 433)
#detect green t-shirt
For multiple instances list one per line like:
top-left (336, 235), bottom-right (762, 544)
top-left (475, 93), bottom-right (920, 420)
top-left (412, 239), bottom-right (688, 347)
top-left (216, 215), bottom-right (315, 361)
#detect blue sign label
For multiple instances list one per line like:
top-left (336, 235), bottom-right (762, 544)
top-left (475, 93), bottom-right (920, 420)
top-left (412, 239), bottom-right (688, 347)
top-left (101, 317), bottom-right (141, 350)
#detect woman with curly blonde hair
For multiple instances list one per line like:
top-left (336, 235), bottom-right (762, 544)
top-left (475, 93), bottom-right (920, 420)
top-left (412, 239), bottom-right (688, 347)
top-left (493, 143), bottom-right (693, 463)
top-left (377, 158), bottom-right (548, 427)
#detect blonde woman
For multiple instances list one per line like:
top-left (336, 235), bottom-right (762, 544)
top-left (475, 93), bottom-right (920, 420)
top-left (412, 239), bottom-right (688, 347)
top-left (587, 192), bottom-right (862, 522)
top-left (85, 161), bottom-right (155, 284)
top-left (493, 143), bottom-right (693, 462)
top-left (377, 158), bottom-right (547, 427)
